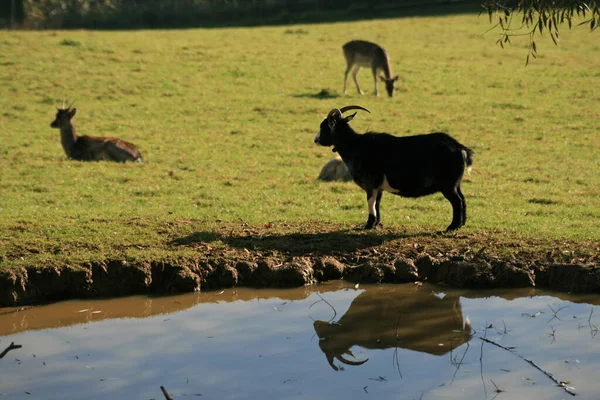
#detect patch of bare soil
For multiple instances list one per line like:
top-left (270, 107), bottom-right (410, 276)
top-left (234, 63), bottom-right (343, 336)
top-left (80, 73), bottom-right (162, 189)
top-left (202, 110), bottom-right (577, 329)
top-left (1, 223), bottom-right (599, 306)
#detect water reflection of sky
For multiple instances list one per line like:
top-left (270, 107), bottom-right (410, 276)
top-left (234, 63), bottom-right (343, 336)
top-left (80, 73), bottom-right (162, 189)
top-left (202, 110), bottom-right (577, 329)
top-left (1, 283), bottom-right (600, 400)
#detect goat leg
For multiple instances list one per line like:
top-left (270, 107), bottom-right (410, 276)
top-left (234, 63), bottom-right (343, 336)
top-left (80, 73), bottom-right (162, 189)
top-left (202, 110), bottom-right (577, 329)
top-left (364, 189), bottom-right (379, 229)
top-left (375, 190), bottom-right (383, 226)
top-left (442, 187), bottom-right (463, 231)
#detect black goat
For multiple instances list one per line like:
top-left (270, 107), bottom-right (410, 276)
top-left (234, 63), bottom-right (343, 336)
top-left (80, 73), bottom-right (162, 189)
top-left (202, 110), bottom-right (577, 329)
top-left (314, 105), bottom-right (474, 231)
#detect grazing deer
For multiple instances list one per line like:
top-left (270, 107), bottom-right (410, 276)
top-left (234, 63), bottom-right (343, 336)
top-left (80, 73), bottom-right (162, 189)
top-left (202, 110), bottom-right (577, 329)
top-left (50, 103), bottom-right (142, 162)
top-left (342, 40), bottom-right (399, 97)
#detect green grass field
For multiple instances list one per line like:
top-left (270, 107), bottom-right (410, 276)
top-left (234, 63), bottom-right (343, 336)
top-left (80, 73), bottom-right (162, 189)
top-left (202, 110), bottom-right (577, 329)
top-left (1, 11), bottom-right (599, 270)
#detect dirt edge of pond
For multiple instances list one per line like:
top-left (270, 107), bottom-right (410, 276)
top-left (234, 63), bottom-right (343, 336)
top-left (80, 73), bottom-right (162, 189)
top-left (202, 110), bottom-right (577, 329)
top-left (2, 249), bottom-right (600, 306)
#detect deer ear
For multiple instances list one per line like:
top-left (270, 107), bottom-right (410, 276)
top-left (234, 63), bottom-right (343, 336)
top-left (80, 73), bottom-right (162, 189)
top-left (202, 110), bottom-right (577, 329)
top-left (343, 112), bottom-right (357, 123)
top-left (69, 108), bottom-right (77, 119)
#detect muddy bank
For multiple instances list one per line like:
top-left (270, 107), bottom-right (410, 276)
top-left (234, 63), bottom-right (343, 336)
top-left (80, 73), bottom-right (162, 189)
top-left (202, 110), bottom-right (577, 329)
top-left (2, 248), bottom-right (599, 306)
top-left (2, 223), bottom-right (599, 306)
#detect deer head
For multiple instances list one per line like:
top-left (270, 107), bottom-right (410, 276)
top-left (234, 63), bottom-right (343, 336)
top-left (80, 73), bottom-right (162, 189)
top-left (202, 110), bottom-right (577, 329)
top-left (379, 75), bottom-right (399, 98)
top-left (50, 101), bottom-right (76, 129)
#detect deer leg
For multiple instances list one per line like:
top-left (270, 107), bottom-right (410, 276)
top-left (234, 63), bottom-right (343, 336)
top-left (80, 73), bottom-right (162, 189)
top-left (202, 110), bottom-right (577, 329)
top-left (442, 186), bottom-right (464, 231)
top-left (351, 66), bottom-right (364, 95)
top-left (343, 64), bottom-right (353, 95)
top-left (371, 66), bottom-right (379, 96)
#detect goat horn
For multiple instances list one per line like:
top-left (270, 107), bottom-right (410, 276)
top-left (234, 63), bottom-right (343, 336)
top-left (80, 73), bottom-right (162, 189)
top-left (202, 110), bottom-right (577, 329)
top-left (327, 108), bottom-right (342, 120)
top-left (340, 105), bottom-right (371, 114)
top-left (68, 100), bottom-right (75, 109)
top-left (325, 353), bottom-right (340, 371)
top-left (336, 354), bottom-right (369, 366)
top-left (62, 99), bottom-right (66, 109)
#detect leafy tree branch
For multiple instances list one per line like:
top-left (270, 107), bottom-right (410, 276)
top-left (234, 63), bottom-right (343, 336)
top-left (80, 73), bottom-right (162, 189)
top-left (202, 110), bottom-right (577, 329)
top-left (482, 0), bottom-right (599, 64)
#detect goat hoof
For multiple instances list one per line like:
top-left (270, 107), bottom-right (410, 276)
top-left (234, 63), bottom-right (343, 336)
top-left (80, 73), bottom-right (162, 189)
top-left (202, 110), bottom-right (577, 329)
top-left (364, 222), bottom-right (381, 230)
top-left (364, 214), bottom-right (379, 229)
top-left (445, 225), bottom-right (461, 232)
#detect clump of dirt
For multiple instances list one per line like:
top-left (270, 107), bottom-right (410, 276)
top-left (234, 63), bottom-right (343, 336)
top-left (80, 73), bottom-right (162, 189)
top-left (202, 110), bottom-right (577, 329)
top-left (1, 222), bottom-right (599, 306)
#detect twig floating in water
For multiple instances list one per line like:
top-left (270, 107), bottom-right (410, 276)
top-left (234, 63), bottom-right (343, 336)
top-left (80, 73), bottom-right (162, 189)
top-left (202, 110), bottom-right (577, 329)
top-left (478, 337), bottom-right (577, 396)
top-left (160, 386), bottom-right (174, 400)
top-left (393, 314), bottom-right (404, 379)
top-left (308, 293), bottom-right (338, 322)
top-left (0, 342), bottom-right (22, 359)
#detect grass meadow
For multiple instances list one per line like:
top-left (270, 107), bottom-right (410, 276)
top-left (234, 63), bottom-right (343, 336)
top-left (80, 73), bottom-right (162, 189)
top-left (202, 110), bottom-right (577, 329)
top-left (1, 11), bottom-right (599, 270)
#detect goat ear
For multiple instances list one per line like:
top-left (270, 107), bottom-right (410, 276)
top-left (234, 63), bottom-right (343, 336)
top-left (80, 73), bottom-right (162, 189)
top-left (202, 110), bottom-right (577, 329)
top-left (69, 108), bottom-right (77, 119)
top-left (343, 112), bottom-right (357, 123)
top-left (327, 115), bottom-right (337, 130)
top-left (378, 75), bottom-right (386, 82)
top-left (393, 75), bottom-right (399, 82)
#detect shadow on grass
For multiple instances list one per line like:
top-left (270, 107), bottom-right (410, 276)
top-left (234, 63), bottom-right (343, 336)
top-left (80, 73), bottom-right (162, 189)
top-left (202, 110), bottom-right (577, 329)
top-left (292, 89), bottom-right (340, 99)
top-left (169, 229), bottom-right (435, 256)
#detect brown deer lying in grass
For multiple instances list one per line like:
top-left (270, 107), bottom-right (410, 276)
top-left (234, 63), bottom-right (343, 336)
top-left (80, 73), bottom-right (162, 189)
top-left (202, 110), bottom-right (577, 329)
top-left (343, 40), bottom-right (399, 97)
top-left (50, 104), bottom-right (142, 162)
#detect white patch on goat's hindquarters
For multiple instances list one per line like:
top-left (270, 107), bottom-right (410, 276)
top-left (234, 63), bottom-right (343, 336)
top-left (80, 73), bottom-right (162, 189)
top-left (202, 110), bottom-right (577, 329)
top-left (380, 175), bottom-right (400, 194)
top-left (368, 192), bottom-right (378, 218)
top-left (462, 149), bottom-right (472, 175)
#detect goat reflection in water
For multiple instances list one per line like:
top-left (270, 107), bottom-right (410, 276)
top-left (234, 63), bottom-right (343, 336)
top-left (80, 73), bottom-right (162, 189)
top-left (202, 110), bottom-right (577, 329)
top-left (313, 288), bottom-right (472, 371)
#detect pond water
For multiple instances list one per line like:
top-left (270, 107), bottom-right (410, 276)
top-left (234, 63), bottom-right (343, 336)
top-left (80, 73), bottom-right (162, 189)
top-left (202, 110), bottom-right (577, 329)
top-left (1, 282), bottom-right (600, 400)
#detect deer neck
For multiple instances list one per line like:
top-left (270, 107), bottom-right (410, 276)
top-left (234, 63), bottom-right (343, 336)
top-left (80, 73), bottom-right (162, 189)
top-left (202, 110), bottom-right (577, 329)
top-left (59, 121), bottom-right (78, 158)
top-left (381, 57), bottom-right (393, 79)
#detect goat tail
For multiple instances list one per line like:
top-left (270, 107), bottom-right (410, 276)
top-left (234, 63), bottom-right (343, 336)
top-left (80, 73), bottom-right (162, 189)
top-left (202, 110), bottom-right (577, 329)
top-left (461, 147), bottom-right (474, 175)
